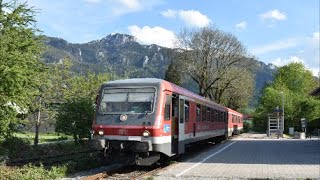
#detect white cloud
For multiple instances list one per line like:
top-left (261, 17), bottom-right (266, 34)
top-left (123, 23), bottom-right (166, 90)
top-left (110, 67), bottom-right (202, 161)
top-left (271, 56), bottom-right (303, 67)
top-left (83, 0), bottom-right (101, 3)
top-left (160, 9), bottom-right (177, 18)
top-left (250, 38), bottom-right (298, 55)
top-left (311, 32), bottom-right (319, 46)
top-left (235, 21), bottom-right (247, 30)
top-left (179, 10), bottom-right (211, 27)
top-left (110, 0), bottom-right (162, 16)
top-left (260, 9), bottom-right (287, 21)
top-left (128, 25), bottom-right (176, 48)
top-left (302, 32), bottom-right (320, 76)
top-left (265, 33), bottom-right (319, 77)
top-left (110, 0), bottom-right (142, 15)
top-left (271, 56), bottom-right (318, 76)
top-left (161, 9), bottom-right (211, 27)
top-left (118, 0), bottom-right (141, 10)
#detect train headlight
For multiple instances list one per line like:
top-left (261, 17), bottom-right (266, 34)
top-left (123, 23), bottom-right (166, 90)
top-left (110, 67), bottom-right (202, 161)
top-left (142, 130), bottom-right (150, 137)
top-left (120, 114), bottom-right (128, 121)
top-left (98, 130), bottom-right (104, 136)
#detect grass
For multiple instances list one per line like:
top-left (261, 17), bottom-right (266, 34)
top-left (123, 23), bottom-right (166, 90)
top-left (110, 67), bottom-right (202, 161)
top-left (0, 137), bottom-right (104, 179)
top-left (13, 131), bottom-right (72, 144)
top-left (0, 164), bottom-right (67, 180)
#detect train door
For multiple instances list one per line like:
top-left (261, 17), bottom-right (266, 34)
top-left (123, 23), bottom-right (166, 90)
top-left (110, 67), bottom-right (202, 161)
top-left (178, 96), bottom-right (186, 154)
top-left (171, 94), bottom-right (179, 155)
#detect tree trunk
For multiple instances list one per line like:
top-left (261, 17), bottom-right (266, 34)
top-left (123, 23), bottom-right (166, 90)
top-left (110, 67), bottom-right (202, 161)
top-left (34, 97), bottom-right (41, 146)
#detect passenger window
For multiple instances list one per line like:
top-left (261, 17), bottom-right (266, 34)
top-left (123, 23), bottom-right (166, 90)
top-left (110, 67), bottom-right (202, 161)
top-left (185, 101), bottom-right (189, 122)
top-left (207, 107), bottom-right (211, 122)
top-left (164, 95), bottom-right (171, 121)
top-left (214, 109), bottom-right (218, 122)
top-left (196, 104), bottom-right (201, 122)
top-left (202, 105), bottom-right (207, 122)
top-left (210, 109), bottom-right (214, 122)
top-left (224, 112), bottom-right (227, 122)
top-left (179, 99), bottom-right (184, 123)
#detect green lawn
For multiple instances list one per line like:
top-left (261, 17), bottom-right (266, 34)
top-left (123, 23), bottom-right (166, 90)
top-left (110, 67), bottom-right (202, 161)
top-left (13, 132), bottom-right (72, 144)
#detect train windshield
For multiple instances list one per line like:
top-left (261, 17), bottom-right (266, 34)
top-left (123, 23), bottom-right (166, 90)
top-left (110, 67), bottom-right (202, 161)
top-left (99, 87), bottom-right (156, 114)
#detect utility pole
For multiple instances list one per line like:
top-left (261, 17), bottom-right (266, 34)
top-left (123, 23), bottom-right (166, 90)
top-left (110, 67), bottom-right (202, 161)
top-left (281, 92), bottom-right (284, 138)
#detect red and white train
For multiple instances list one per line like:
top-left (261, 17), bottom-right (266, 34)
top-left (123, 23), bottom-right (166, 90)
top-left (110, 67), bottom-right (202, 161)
top-left (91, 78), bottom-right (243, 166)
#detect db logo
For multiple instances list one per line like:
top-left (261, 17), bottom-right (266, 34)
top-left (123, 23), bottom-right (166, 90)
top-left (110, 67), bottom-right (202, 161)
top-left (118, 129), bottom-right (128, 135)
top-left (164, 124), bottom-right (171, 133)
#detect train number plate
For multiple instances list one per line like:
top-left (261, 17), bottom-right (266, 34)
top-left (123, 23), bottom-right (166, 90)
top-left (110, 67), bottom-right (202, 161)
top-left (118, 129), bottom-right (128, 135)
top-left (128, 136), bottom-right (141, 141)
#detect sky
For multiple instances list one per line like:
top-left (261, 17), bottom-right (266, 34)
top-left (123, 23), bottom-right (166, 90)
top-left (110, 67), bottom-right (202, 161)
top-left (9, 0), bottom-right (320, 76)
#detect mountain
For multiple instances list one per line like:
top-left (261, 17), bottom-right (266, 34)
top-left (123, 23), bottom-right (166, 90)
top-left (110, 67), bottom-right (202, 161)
top-left (42, 33), bottom-right (276, 104)
top-left (43, 33), bottom-right (172, 78)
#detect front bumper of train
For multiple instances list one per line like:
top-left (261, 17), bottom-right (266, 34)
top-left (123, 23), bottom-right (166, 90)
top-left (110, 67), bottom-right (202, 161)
top-left (90, 137), bottom-right (153, 152)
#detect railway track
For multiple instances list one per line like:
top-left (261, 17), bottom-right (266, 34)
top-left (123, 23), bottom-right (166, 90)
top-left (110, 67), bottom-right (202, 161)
top-left (77, 138), bottom-right (232, 180)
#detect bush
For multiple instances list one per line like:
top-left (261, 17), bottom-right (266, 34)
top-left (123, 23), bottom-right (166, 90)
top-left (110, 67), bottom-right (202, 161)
top-left (243, 121), bottom-right (252, 133)
top-left (0, 136), bottom-right (31, 158)
top-left (55, 97), bottom-right (94, 143)
top-left (0, 164), bottom-right (67, 180)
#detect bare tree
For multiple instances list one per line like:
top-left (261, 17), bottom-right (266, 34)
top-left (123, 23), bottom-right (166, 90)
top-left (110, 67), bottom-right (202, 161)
top-left (216, 67), bottom-right (254, 109)
top-left (176, 26), bottom-right (254, 107)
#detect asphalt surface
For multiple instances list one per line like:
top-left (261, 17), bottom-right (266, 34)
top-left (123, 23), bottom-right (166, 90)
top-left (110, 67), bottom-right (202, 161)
top-left (153, 133), bottom-right (320, 179)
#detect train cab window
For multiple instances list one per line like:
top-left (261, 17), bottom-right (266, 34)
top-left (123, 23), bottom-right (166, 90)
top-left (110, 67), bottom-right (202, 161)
top-left (100, 87), bottom-right (155, 114)
top-left (196, 104), bottom-right (201, 122)
top-left (202, 105), bottom-right (207, 122)
top-left (185, 101), bottom-right (189, 122)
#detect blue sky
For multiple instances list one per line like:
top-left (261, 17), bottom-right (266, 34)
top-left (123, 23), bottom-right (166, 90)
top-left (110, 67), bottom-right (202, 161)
top-left (12, 0), bottom-right (320, 76)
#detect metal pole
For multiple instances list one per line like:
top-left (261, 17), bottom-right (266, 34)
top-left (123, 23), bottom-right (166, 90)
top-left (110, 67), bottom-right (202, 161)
top-left (281, 92), bottom-right (284, 138)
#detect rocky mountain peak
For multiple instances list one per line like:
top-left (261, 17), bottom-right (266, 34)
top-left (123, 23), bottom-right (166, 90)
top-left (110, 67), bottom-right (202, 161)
top-left (100, 33), bottom-right (137, 45)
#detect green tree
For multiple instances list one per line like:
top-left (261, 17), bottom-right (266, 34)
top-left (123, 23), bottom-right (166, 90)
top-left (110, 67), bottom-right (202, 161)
top-left (213, 67), bottom-right (254, 110)
top-left (253, 62), bottom-right (319, 132)
top-left (55, 97), bottom-right (94, 143)
top-left (164, 60), bottom-right (182, 86)
top-left (0, 0), bottom-right (44, 137)
top-left (54, 66), bottom-right (109, 142)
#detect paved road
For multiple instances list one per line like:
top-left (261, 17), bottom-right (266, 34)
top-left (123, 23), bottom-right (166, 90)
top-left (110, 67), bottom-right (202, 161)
top-left (154, 133), bottom-right (320, 179)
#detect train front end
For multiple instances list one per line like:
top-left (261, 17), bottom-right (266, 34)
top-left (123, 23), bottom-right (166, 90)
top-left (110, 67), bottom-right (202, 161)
top-left (90, 79), bottom-right (166, 166)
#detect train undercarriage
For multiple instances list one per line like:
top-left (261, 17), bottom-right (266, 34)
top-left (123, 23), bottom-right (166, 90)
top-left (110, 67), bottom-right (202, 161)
top-left (91, 139), bottom-right (163, 166)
